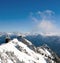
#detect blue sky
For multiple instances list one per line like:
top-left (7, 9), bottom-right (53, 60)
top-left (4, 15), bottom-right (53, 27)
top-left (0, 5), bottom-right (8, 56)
top-left (0, 0), bottom-right (60, 33)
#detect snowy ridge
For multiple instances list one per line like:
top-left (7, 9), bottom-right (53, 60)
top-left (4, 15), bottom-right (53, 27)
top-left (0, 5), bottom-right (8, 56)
top-left (0, 38), bottom-right (59, 63)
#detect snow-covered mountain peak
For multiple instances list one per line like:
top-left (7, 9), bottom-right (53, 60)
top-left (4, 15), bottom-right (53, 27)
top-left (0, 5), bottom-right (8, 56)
top-left (12, 38), bottom-right (19, 44)
top-left (0, 38), bottom-right (60, 63)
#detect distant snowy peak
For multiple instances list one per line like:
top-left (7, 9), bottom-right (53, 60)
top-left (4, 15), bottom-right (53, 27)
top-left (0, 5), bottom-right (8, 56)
top-left (0, 38), bottom-right (60, 63)
top-left (0, 32), bottom-right (25, 37)
top-left (24, 32), bottom-right (60, 36)
top-left (42, 32), bottom-right (60, 36)
top-left (0, 32), bottom-right (60, 38)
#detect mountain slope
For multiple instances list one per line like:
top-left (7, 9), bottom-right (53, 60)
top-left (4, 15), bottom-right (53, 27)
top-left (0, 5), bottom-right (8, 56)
top-left (0, 39), bottom-right (46, 63)
top-left (25, 34), bottom-right (60, 56)
top-left (0, 38), bottom-right (59, 63)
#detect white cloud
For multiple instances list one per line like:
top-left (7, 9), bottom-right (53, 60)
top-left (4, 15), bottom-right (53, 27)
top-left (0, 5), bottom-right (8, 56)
top-left (31, 10), bottom-right (60, 35)
top-left (38, 20), bottom-right (57, 33)
top-left (37, 10), bottom-right (55, 16)
top-left (31, 10), bottom-right (55, 22)
top-left (37, 10), bottom-right (55, 20)
top-left (44, 10), bottom-right (55, 15)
